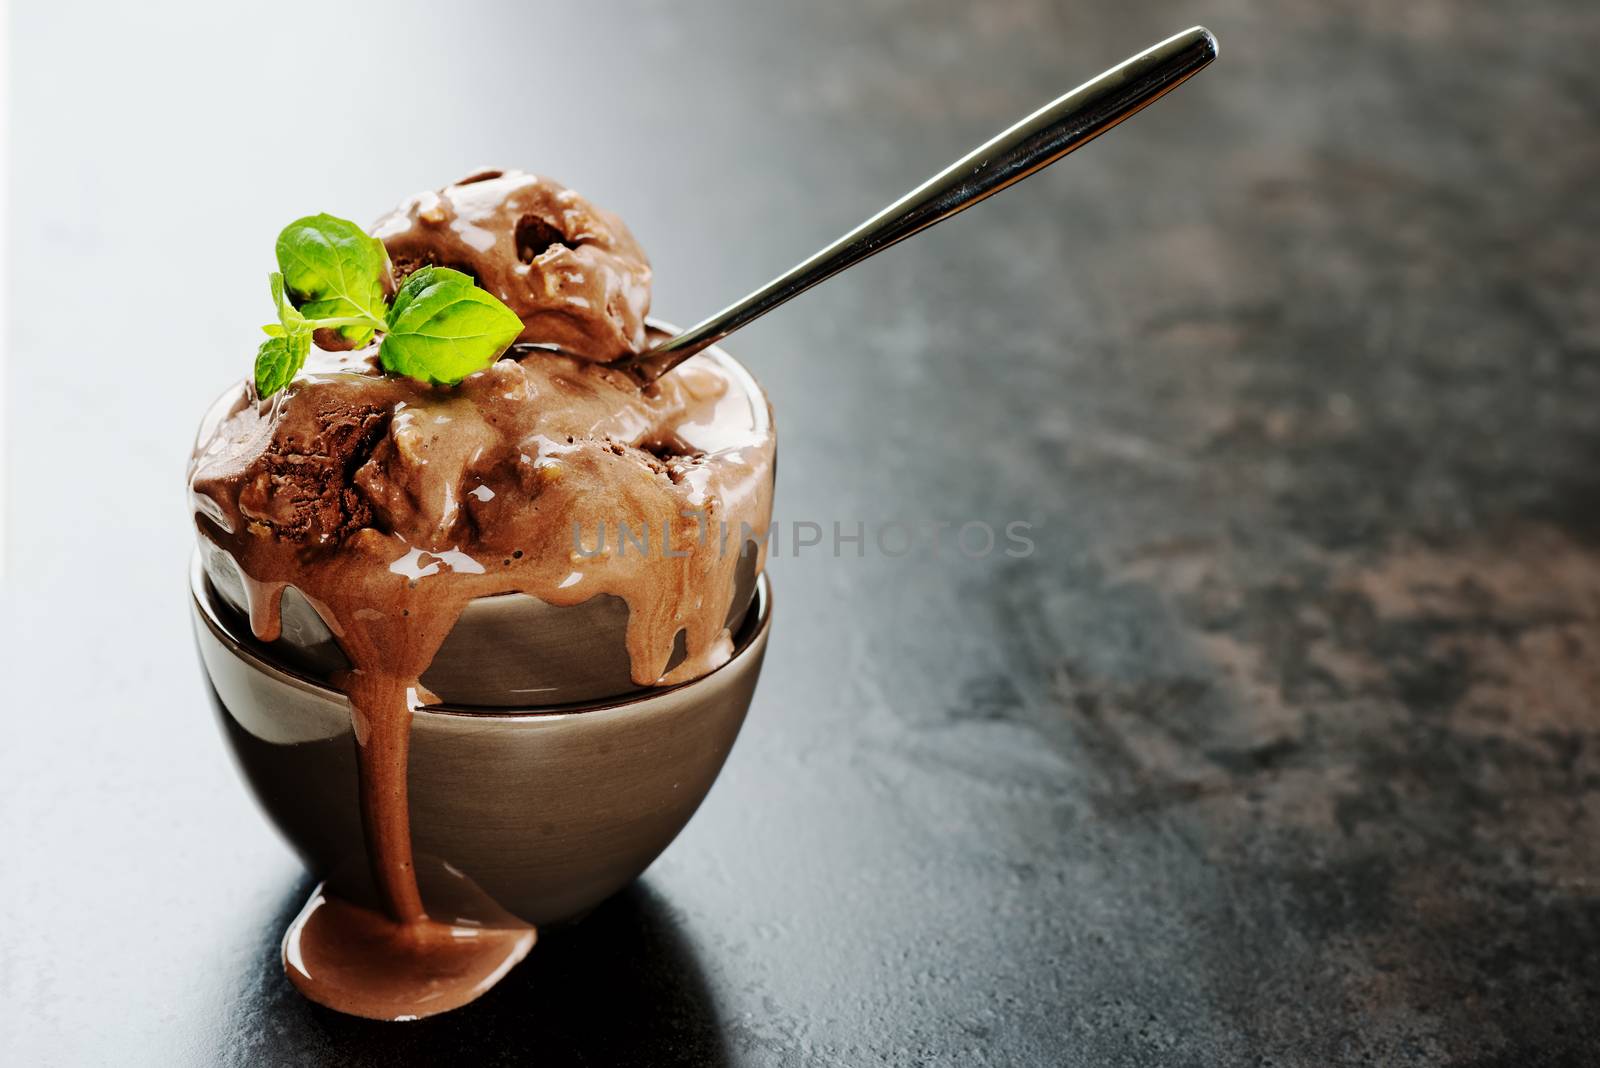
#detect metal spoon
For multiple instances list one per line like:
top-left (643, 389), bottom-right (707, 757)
top-left (517, 26), bottom-right (1218, 381)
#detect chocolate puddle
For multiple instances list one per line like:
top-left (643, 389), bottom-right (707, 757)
top-left (284, 859), bottom-right (537, 1022)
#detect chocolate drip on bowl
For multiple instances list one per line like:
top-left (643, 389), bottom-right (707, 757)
top-left (190, 297), bottom-right (773, 1017)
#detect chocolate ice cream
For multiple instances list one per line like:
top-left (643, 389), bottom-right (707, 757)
top-left (374, 168), bottom-right (652, 361)
top-left (189, 171), bottom-right (774, 1019)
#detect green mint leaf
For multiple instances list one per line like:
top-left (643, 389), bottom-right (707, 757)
top-left (270, 272), bottom-right (308, 333)
top-left (275, 214), bottom-right (388, 346)
top-left (254, 331), bottom-right (311, 398)
top-left (378, 266), bottom-right (523, 386)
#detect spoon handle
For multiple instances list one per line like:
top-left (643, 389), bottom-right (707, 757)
top-left (625, 25), bottom-right (1218, 381)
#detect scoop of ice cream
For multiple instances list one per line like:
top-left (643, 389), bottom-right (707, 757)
top-left (190, 360), bottom-right (390, 547)
top-left (190, 345), bottom-right (763, 553)
top-left (372, 169), bottom-right (652, 362)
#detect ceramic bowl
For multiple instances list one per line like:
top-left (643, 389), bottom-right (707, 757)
top-left (191, 552), bottom-right (771, 926)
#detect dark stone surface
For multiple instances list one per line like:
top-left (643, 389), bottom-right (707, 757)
top-left (3, 1), bottom-right (1598, 1064)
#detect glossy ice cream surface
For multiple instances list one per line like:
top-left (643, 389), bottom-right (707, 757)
top-left (374, 168), bottom-right (652, 362)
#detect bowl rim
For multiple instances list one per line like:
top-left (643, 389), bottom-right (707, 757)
top-left (644, 316), bottom-right (772, 443)
top-left (191, 550), bottom-right (773, 723)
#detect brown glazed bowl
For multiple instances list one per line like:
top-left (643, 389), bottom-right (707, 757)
top-left (190, 553), bottom-right (771, 926)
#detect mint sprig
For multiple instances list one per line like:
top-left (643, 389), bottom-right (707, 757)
top-left (380, 267), bottom-right (525, 386)
top-left (254, 273), bottom-right (313, 395)
top-left (254, 333), bottom-right (309, 398)
top-left (252, 213), bottom-right (524, 398)
top-left (276, 214), bottom-right (389, 347)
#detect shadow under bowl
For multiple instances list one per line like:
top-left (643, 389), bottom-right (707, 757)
top-left (191, 553), bottom-right (771, 926)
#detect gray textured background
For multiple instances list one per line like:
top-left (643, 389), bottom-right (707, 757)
top-left (3, 1), bottom-right (1598, 1064)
